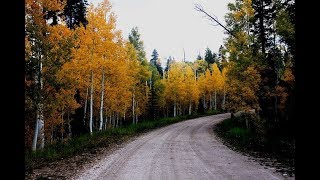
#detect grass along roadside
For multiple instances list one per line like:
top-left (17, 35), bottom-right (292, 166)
top-left (213, 113), bottom-right (295, 177)
top-left (25, 110), bottom-right (220, 172)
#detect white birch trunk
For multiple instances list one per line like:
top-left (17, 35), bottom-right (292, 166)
top-left (149, 77), bottom-right (152, 89)
top-left (189, 101), bottom-right (192, 115)
top-left (83, 87), bottom-right (89, 125)
top-left (32, 113), bottom-right (39, 151)
top-left (99, 68), bottom-right (105, 131)
top-left (89, 71), bottom-right (94, 135)
top-left (39, 55), bottom-right (45, 149)
top-left (32, 57), bottom-right (45, 150)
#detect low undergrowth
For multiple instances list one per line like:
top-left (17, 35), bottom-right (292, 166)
top-left (214, 113), bottom-right (295, 177)
top-left (26, 110), bottom-right (220, 172)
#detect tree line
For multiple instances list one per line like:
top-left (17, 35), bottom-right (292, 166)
top-left (25, 0), bottom-right (295, 151)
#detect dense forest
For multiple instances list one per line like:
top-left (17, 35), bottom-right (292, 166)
top-left (25, 0), bottom-right (295, 157)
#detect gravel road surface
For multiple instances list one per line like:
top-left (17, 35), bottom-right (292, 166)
top-left (75, 113), bottom-right (283, 180)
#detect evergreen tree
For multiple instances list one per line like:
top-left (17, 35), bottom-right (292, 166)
top-left (64, 0), bottom-right (89, 29)
top-left (204, 47), bottom-right (216, 64)
top-left (197, 53), bottom-right (202, 60)
top-left (146, 66), bottom-right (161, 120)
top-left (150, 49), bottom-right (159, 66)
top-left (129, 27), bottom-right (147, 64)
top-left (252, 0), bottom-right (275, 58)
top-left (165, 56), bottom-right (174, 72)
top-left (150, 49), bottom-right (163, 77)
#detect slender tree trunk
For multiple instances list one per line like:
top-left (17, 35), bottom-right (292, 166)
top-left (38, 58), bottom-right (45, 149)
top-left (136, 101), bottom-right (139, 123)
top-left (222, 86), bottom-right (226, 111)
top-left (177, 103), bottom-right (179, 116)
top-left (274, 23), bottom-right (278, 123)
top-left (145, 81), bottom-right (148, 97)
top-left (50, 118), bottom-right (54, 144)
top-left (136, 114), bottom-right (138, 124)
top-left (68, 110), bottom-right (72, 138)
top-left (111, 112), bottom-right (113, 128)
top-left (104, 109), bottom-right (108, 130)
top-left (123, 113), bottom-right (125, 126)
top-left (173, 100), bottom-right (177, 117)
top-left (113, 112), bottom-right (116, 128)
top-left (32, 55), bottom-right (45, 151)
top-left (275, 66), bottom-right (279, 122)
top-left (209, 93), bottom-right (212, 110)
top-left (258, 0), bottom-right (266, 58)
top-left (109, 114), bottom-right (112, 128)
top-left (83, 87), bottom-right (89, 125)
top-left (214, 90), bottom-right (217, 110)
top-left (189, 100), bottom-right (192, 115)
top-left (112, 113), bottom-right (114, 128)
top-left (89, 71), bottom-right (94, 135)
top-left (61, 113), bottom-right (64, 141)
top-left (275, 95), bottom-right (278, 122)
top-left (99, 68), bottom-right (105, 131)
top-left (132, 92), bottom-right (135, 124)
top-left (116, 112), bottom-right (119, 127)
top-left (149, 77), bottom-right (152, 89)
top-left (32, 113), bottom-right (39, 151)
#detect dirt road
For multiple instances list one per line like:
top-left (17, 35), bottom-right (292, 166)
top-left (75, 113), bottom-right (283, 180)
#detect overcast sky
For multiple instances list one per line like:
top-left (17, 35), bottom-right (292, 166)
top-left (88, 0), bottom-right (233, 66)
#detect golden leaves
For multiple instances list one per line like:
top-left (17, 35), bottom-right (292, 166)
top-left (283, 67), bottom-right (295, 84)
top-left (231, 0), bottom-right (254, 21)
top-left (226, 65), bottom-right (261, 112)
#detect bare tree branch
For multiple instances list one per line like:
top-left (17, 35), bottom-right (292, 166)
top-left (194, 3), bottom-right (236, 38)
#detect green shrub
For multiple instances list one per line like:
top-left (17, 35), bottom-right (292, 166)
top-left (227, 127), bottom-right (250, 143)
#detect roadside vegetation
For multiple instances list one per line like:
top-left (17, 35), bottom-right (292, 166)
top-left (214, 112), bottom-right (295, 177)
top-left (26, 110), bottom-right (219, 171)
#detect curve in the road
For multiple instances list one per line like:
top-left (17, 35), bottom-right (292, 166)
top-left (75, 113), bottom-right (283, 180)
